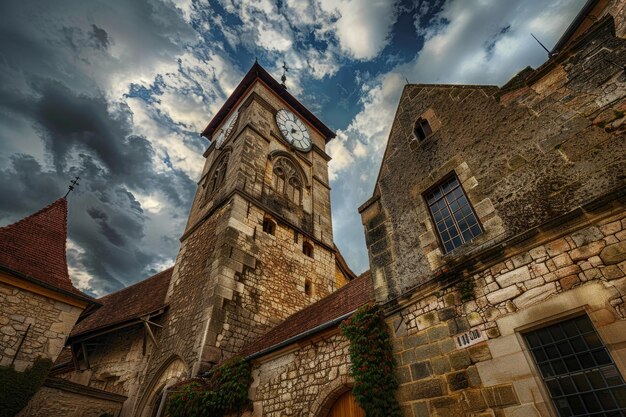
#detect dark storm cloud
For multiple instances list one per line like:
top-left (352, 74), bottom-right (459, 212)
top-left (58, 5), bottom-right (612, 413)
top-left (0, 0), bottom-right (198, 295)
top-left (90, 25), bottom-right (110, 50)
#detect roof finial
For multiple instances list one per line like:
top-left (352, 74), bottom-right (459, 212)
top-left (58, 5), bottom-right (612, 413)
top-left (280, 61), bottom-right (289, 89)
top-left (64, 176), bottom-right (80, 198)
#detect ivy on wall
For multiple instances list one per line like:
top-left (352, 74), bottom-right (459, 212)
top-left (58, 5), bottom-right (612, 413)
top-left (167, 356), bottom-right (252, 417)
top-left (340, 304), bottom-right (402, 417)
top-left (0, 357), bottom-right (53, 417)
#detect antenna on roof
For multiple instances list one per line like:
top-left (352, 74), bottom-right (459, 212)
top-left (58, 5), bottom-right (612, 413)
top-left (280, 61), bottom-right (289, 89)
top-left (64, 176), bottom-right (80, 198)
top-left (405, 77), bottom-right (410, 85)
top-left (531, 33), bottom-right (552, 57)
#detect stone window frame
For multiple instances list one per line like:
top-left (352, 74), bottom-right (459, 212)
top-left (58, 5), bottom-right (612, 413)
top-left (416, 158), bottom-right (504, 271)
top-left (262, 217), bottom-right (276, 235)
top-left (304, 279), bottom-right (313, 296)
top-left (201, 150), bottom-right (231, 205)
top-left (414, 117), bottom-right (433, 141)
top-left (423, 172), bottom-right (483, 254)
top-left (271, 156), bottom-right (306, 206)
top-left (479, 283), bottom-right (626, 417)
top-left (302, 241), bottom-right (314, 258)
top-left (521, 314), bottom-right (626, 417)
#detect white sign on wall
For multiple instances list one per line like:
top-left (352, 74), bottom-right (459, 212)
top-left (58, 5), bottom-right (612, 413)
top-left (454, 327), bottom-right (487, 349)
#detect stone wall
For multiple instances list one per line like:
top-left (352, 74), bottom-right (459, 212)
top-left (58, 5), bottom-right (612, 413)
top-left (19, 379), bottom-right (124, 417)
top-left (241, 209), bottom-right (625, 417)
top-left (0, 281), bottom-right (82, 371)
top-left (56, 325), bottom-right (153, 416)
top-left (361, 14), bottom-right (626, 299)
top-left (249, 333), bottom-right (353, 417)
top-left (386, 210), bottom-right (626, 416)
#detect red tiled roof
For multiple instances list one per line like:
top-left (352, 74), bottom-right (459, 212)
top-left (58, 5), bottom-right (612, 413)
top-left (70, 267), bottom-right (172, 339)
top-left (0, 198), bottom-right (86, 298)
top-left (242, 270), bottom-right (373, 357)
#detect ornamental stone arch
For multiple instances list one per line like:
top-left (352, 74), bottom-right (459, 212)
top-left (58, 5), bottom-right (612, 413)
top-left (135, 355), bottom-right (189, 417)
top-left (202, 147), bottom-right (232, 202)
top-left (310, 374), bottom-right (354, 417)
top-left (267, 150), bottom-right (310, 188)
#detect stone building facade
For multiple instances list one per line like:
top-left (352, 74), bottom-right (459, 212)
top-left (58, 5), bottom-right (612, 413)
top-left (10, 1), bottom-right (626, 416)
top-left (0, 198), bottom-right (90, 371)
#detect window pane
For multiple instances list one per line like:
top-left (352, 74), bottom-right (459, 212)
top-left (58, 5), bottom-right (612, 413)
top-left (524, 316), bottom-right (626, 417)
top-left (425, 174), bottom-right (482, 253)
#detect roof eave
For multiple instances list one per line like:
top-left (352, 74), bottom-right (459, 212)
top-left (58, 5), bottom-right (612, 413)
top-left (0, 264), bottom-right (97, 306)
top-left (201, 62), bottom-right (336, 142)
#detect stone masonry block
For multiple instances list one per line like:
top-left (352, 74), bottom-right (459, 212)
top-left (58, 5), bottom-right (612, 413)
top-left (396, 378), bottom-right (445, 402)
top-left (411, 360), bottom-right (433, 380)
top-left (600, 241), bottom-right (626, 265)
top-left (486, 286), bottom-right (523, 305)
top-left (495, 266), bottom-right (530, 288)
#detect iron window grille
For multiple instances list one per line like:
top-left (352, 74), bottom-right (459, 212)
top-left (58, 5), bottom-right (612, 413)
top-left (424, 174), bottom-right (482, 253)
top-left (524, 315), bottom-right (626, 417)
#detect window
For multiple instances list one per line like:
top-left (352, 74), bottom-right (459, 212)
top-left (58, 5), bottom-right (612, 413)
top-left (203, 152), bottom-right (230, 201)
top-left (273, 157), bottom-right (303, 204)
top-left (414, 118), bottom-right (432, 141)
top-left (304, 279), bottom-right (313, 296)
top-left (302, 241), bottom-right (313, 258)
top-left (262, 218), bottom-right (275, 235)
top-left (524, 315), bottom-right (626, 417)
top-left (425, 174), bottom-right (481, 253)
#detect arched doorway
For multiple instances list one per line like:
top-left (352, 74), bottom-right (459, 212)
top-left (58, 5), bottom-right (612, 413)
top-left (327, 391), bottom-right (365, 417)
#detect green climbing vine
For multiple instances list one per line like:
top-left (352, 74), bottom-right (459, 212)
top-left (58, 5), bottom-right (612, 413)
top-left (340, 304), bottom-right (401, 417)
top-left (167, 356), bottom-right (252, 417)
top-left (0, 357), bottom-right (53, 417)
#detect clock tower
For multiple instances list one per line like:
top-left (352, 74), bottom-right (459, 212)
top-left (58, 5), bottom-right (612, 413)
top-left (151, 62), bottom-right (340, 376)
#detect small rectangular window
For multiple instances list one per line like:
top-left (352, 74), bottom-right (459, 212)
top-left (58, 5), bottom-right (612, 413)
top-left (414, 118), bottom-right (432, 141)
top-left (524, 315), bottom-right (626, 417)
top-left (425, 174), bottom-right (481, 253)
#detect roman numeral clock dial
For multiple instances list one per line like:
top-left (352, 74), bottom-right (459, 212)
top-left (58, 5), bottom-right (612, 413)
top-left (275, 109), bottom-right (312, 151)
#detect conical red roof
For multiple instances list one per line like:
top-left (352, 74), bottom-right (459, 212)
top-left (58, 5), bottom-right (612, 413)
top-left (0, 198), bottom-right (85, 297)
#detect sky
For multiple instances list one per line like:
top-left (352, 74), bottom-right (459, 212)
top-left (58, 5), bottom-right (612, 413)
top-left (0, 0), bottom-right (586, 297)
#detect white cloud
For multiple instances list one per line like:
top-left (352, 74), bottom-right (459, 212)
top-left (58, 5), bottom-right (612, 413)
top-left (67, 239), bottom-right (99, 294)
top-left (318, 0), bottom-right (399, 60)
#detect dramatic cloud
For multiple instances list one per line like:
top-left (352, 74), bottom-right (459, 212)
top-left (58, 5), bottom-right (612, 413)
top-left (0, 0), bottom-right (587, 293)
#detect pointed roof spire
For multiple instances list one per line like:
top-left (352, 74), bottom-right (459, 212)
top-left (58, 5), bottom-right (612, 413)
top-left (0, 198), bottom-right (87, 298)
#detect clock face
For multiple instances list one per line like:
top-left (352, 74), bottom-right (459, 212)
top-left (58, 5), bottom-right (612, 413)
top-left (276, 109), bottom-right (311, 151)
top-left (215, 110), bottom-right (239, 149)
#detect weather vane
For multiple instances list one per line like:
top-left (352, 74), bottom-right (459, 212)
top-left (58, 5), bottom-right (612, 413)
top-left (64, 176), bottom-right (80, 198)
top-left (281, 61), bottom-right (289, 89)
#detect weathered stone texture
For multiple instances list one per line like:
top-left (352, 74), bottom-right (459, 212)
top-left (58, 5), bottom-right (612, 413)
top-left (362, 15), bottom-right (626, 297)
top-left (0, 282), bottom-right (82, 371)
top-left (18, 385), bottom-right (122, 417)
top-left (384, 210), bottom-right (625, 416)
top-left (251, 333), bottom-right (352, 417)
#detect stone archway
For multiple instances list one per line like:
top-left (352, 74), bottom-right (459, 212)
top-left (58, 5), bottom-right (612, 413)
top-left (310, 375), bottom-right (360, 417)
top-left (326, 391), bottom-right (365, 417)
top-left (135, 356), bottom-right (188, 417)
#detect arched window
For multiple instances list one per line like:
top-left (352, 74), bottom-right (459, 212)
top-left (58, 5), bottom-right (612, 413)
top-left (272, 157), bottom-right (303, 204)
top-left (203, 152), bottom-right (230, 202)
